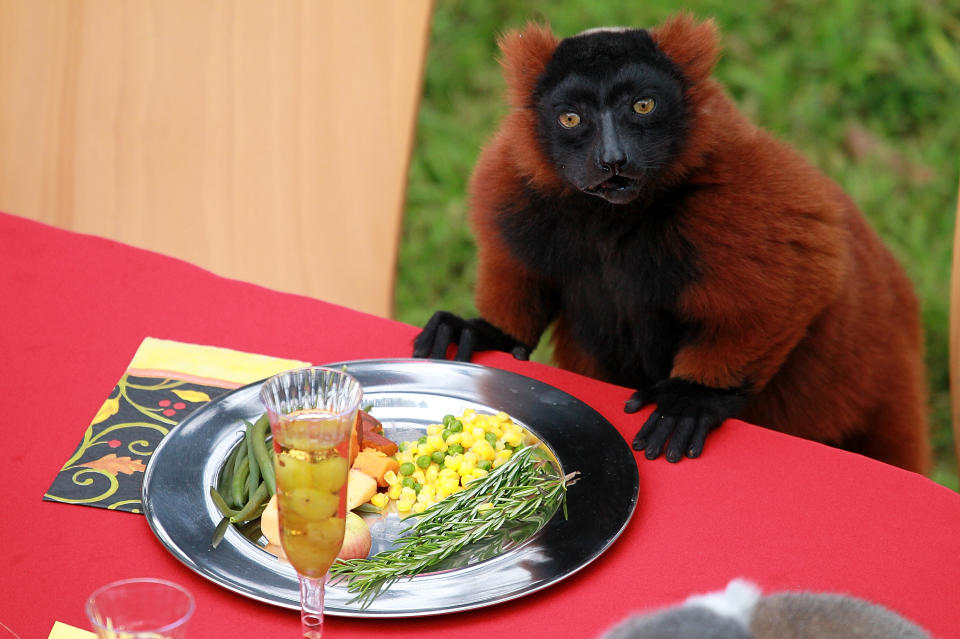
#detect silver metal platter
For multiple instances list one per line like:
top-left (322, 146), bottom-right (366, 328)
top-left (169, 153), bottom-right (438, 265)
top-left (142, 359), bottom-right (639, 617)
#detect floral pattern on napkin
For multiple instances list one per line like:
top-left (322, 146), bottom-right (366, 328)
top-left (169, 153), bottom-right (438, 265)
top-left (44, 337), bottom-right (309, 514)
top-left (44, 374), bottom-right (229, 513)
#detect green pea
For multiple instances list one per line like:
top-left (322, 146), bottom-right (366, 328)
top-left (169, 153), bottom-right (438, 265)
top-left (416, 455), bottom-right (432, 469)
top-left (450, 420), bottom-right (463, 433)
top-left (478, 460), bottom-right (492, 471)
top-left (447, 444), bottom-right (464, 456)
top-left (484, 432), bottom-right (498, 446)
top-left (441, 429), bottom-right (453, 441)
top-left (399, 462), bottom-right (415, 476)
top-left (431, 451), bottom-right (446, 465)
top-left (418, 435), bottom-right (428, 445)
top-left (413, 481), bottom-right (423, 493)
top-left (402, 476), bottom-right (416, 489)
top-left (442, 414), bottom-right (456, 427)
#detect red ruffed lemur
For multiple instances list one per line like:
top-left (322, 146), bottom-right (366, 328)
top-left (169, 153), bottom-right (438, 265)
top-left (413, 14), bottom-right (930, 473)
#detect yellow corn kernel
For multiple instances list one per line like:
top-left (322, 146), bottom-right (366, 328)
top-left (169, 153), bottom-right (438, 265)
top-left (426, 434), bottom-right (444, 450)
top-left (439, 477), bottom-right (459, 493)
top-left (495, 411), bottom-right (510, 422)
top-left (412, 469), bottom-right (427, 484)
top-left (462, 408), bottom-right (476, 419)
top-left (461, 474), bottom-right (476, 487)
top-left (439, 467), bottom-right (458, 480)
top-left (419, 441), bottom-right (435, 456)
top-left (396, 499), bottom-right (414, 513)
top-left (383, 470), bottom-right (399, 486)
top-left (463, 451), bottom-right (479, 465)
top-left (443, 455), bottom-right (462, 471)
top-left (480, 443), bottom-right (497, 461)
top-left (425, 465), bottom-right (439, 483)
top-left (471, 468), bottom-right (489, 480)
top-left (400, 486), bottom-right (417, 501)
top-left (370, 492), bottom-right (389, 509)
top-left (471, 426), bottom-right (485, 439)
top-left (426, 423), bottom-right (442, 435)
top-left (445, 432), bottom-right (461, 445)
top-left (413, 502), bottom-right (428, 513)
top-left (477, 502), bottom-right (494, 512)
top-left (504, 430), bottom-right (523, 447)
top-left (387, 484), bottom-right (403, 499)
top-left (460, 431), bottom-right (475, 447)
top-left (458, 458), bottom-right (476, 475)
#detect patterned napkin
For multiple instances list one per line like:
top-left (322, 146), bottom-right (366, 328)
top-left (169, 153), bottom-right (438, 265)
top-left (44, 337), bottom-right (309, 513)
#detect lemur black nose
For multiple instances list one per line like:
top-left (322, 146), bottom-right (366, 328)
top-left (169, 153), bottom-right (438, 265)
top-left (597, 111), bottom-right (626, 174)
top-left (599, 156), bottom-right (626, 174)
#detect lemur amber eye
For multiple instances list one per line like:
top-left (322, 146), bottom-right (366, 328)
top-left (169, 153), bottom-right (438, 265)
top-left (633, 98), bottom-right (656, 115)
top-left (558, 112), bottom-right (581, 128)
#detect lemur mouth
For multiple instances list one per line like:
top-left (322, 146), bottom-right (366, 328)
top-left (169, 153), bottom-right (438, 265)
top-left (584, 175), bottom-right (639, 201)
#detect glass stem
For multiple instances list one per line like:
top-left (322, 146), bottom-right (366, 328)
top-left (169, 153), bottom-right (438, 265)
top-left (299, 574), bottom-right (326, 638)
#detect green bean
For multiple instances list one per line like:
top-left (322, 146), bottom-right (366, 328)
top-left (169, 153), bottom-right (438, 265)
top-left (224, 437), bottom-right (249, 508)
top-left (231, 456), bottom-right (250, 507)
top-left (229, 481), bottom-right (269, 523)
top-left (211, 516), bottom-right (231, 548)
top-left (209, 486), bottom-right (238, 519)
top-left (244, 420), bottom-right (261, 501)
top-left (250, 414), bottom-right (276, 496)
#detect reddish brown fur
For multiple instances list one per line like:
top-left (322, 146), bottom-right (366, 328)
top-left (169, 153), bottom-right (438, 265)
top-left (469, 15), bottom-right (930, 472)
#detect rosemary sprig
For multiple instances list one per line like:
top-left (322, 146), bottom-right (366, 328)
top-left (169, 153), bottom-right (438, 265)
top-left (329, 444), bottom-right (579, 607)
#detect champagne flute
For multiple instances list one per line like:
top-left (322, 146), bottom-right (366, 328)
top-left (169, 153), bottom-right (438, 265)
top-left (260, 367), bottom-right (362, 638)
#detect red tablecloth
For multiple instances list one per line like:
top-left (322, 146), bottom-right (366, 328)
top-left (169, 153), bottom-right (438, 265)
top-left (2, 210), bottom-right (959, 638)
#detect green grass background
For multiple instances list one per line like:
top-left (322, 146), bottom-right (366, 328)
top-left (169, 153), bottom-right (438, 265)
top-left (395, 0), bottom-right (960, 488)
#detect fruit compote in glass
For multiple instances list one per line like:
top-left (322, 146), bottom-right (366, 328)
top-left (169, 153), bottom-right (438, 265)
top-left (260, 367), bottom-right (362, 639)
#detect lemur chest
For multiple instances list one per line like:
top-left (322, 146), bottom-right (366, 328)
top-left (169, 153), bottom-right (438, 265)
top-left (496, 196), bottom-right (699, 385)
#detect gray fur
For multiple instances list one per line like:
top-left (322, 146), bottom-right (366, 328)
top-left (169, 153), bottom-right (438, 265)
top-left (750, 592), bottom-right (931, 639)
top-left (600, 580), bottom-right (931, 639)
top-left (601, 605), bottom-right (751, 639)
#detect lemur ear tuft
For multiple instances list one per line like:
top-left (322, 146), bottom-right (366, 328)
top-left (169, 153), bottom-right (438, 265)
top-left (650, 13), bottom-right (720, 83)
top-left (498, 23), bottom-right (559, 108)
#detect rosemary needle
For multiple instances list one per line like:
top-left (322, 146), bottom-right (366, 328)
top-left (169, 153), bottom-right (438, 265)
top-left (329, 444), bottom-right (579, 607)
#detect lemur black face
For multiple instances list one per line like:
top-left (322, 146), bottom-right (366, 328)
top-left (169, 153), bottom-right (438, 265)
top-left (534, 29), bottom-right (688, 205)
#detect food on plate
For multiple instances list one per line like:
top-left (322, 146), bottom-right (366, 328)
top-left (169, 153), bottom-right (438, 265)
top-left (210, 405), bottom-right (561, 595)
top-left (346, 468), bottom-right (378, 510)
top-left (330, 444), bottom-right (576, 607)
top-left (338, 512), bottom-right (373, 560)
top-left (261, 495), bottom-right (371, 562)
top-left (351, 449), bottom-right (400, 487)
top-left (371, 409), bottom-right (537, 515)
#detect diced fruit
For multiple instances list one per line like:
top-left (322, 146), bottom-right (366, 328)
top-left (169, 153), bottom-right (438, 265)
top-left (338, 512), bottom-right (372, 560)
top-left (361, 431), bottom-right (398, 456)
top-left (261, 495), bottom-right (281, 547)
top-left (352, 449), bottom-right (400, 487)
top-left (346, 468), bottom-right (377, 510)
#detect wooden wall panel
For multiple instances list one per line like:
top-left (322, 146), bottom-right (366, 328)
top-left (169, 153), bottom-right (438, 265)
top-left (0, 0), bottom-right (433, 318)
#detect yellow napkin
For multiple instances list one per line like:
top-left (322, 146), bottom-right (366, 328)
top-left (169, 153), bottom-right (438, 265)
top-left (48, 621), bottom-right (96, 638)
top-left (127, 337), bottom-right (311, 389)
